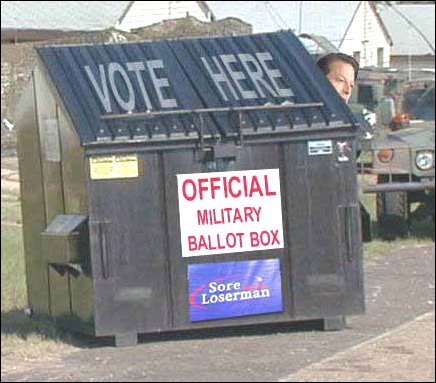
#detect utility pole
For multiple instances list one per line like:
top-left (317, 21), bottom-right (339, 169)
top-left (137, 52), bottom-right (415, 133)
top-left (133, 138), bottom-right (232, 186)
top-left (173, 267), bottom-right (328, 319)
top-left (298, 1), bottom-right (303, 35)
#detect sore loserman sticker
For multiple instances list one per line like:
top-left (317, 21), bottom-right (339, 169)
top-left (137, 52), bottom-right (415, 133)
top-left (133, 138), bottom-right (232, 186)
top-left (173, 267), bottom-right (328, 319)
top-left (89, 154), bottom-right (139, 180)
top-left (188, 259), bottom-right (283, 321)
top-left (177, 169), bottom-right (284, 257)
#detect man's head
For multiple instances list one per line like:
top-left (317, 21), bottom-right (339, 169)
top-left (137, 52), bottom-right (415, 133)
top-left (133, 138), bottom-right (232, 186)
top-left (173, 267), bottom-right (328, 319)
top-left (316, 53), bottom-right (359, 103)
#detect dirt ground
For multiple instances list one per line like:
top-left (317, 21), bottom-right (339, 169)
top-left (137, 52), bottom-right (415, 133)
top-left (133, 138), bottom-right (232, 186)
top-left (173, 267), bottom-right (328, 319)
top-left (1, 243), bottom-right (434, 381)
top-left (1, 155), bottom-right (434, 381)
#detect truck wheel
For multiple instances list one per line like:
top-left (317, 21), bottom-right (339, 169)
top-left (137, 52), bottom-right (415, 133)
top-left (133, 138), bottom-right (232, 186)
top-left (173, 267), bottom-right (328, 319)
top-left (376, 175), bottom-right (409, 239)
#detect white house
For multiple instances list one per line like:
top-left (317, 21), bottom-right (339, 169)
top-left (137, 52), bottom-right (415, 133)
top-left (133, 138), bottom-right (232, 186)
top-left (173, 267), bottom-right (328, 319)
top-left (337, 1), bottom-right (392, 68)
top-left (207, 1), bottom-right (392, 68)
top-left (0, 1), bottom-right (214, 126)
top-left (116, 1), bottom-right (212, 31)
top-left (1, 1), bottom-right (213, 42)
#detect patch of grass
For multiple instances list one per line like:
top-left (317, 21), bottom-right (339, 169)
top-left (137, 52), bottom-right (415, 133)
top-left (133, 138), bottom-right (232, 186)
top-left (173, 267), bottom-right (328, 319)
top-left (1, 225), bottom-right (26, 311)
top-left (361, 191), bottom-right (434, 265)
top-left (363, 237), bottom-right (433, 265)
top-left (359, 178), bottom-right (435, 242)
top-left (1, 224), bottom-right (72, 365)
top-left (1, 215), bottom-right (89, 366)
top-left (1, 196), bottom-right (22, 225)
top-left (1, 221), bottom-right (75, 363)
top-left (1, 311), bottom-right (77, 362)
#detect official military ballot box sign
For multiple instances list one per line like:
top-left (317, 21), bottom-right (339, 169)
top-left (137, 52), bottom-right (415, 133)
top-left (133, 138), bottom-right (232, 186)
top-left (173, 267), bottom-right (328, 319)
top-left (188, 259), bottom-right (283, 321)
top-left (177, 169), bottom-right (284, 257)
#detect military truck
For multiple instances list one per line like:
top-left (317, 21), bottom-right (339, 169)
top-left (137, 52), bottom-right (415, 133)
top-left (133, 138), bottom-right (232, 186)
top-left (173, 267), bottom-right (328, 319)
top-left (300, 31), bottom-right (434, 238)
top-left (348, 68), bottom-right (395, 126)
top-left (361, 76), bottom-right (435, 238)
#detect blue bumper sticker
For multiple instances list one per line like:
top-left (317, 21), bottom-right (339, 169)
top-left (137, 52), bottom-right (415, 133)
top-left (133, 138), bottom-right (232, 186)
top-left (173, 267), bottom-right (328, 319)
top-left (188, 259), bottom-right (283, 322)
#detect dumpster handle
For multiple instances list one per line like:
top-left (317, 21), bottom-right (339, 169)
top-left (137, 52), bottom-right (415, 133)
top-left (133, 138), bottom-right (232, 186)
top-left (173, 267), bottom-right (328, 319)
top-left (99, 222), bottom-right (111, 279)
top-left (100, 102), bottom-right (325, 120)
top-left (344, 209), bottom-right (353, 263)
top-left (340, 205), bottom-right (358, 263)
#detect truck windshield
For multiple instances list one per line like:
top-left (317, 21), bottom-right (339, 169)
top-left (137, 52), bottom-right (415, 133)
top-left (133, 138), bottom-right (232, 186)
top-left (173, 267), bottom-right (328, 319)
top-left (403, 86), bottom-right (435, 121)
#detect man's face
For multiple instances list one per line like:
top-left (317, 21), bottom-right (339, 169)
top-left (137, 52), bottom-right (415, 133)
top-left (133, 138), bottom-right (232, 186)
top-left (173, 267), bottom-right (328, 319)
top-left (326, 61), bottom-right (355, 103)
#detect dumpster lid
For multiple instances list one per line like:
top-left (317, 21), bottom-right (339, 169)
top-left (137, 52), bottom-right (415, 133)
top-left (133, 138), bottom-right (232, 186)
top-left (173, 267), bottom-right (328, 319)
top-left (42, 214), bottom-right (87, 237)
top-left (37, 31), bottom-right (356, 145)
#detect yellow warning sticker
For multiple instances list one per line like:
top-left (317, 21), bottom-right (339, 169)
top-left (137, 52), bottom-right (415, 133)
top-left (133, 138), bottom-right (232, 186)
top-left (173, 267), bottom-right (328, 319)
top-left (90, 154), bottom-right (139, 180)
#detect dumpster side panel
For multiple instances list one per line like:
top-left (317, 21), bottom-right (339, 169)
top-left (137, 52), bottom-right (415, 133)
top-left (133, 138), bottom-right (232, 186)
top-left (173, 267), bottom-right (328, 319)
top-left (34, 67), bottom-right (65, 224)
top-left (57, 106), bottom-right (93, 323)
top-left (58, 106), bottom-right (88, 216)
top-left (88, 153), bottom-right (171, 336)
top-left (34, 66), bottom-right (78, 318)
top-left (284, 139), bottom-right (364, 318)
top-left (16, 76), bottom-right (50, 314)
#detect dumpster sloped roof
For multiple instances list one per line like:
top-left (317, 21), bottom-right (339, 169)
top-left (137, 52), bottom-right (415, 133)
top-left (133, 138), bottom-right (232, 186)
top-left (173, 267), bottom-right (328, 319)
top-left (37, 31), bottom-right (356, 144)
top-left (1, 1), bottom-right (130, 31)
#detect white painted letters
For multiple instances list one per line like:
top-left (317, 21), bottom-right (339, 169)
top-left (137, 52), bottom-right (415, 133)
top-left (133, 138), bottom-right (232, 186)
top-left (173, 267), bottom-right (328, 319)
top-left (256, 52), bottom-right (294, 97)
top-left (221, 54), bottom-right (257, 100)
top-left (201, 52), bottom-right (293, 101)
top-left (108, 62), bottom-right (135, 112)
top-left (84, 65), bottom-right (112, 112)
top-left (146, 60), bottom-right (178, 109)
top-left (84, 50), bottom-right (293, 113)
top-left (238, 53), bottom-right (278, 98)
top-left (201, 56), bottom-right (239, 101)
top-left (84, 60), bottom-right (177, 113)
top-left (126, 62), bottom-right (153, 111)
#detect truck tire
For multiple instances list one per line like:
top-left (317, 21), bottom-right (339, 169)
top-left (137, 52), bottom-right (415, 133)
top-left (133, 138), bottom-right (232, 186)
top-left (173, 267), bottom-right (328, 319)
top-left (376, 175), bottom-right (409, 239)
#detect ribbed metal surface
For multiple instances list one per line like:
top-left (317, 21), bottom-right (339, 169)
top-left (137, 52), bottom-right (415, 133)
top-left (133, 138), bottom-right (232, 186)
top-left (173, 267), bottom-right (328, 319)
top-left (37, 31), bottom-right (355, 144)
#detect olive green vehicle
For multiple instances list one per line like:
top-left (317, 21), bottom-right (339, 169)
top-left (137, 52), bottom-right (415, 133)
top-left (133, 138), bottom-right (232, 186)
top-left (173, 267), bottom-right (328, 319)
top-left (361, 77), bottom-right (435, 239)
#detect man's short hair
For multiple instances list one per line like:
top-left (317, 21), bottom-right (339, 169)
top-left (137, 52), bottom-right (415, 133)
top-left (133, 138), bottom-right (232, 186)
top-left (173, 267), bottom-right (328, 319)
top-left (316, 53), bottom-right (359, 81)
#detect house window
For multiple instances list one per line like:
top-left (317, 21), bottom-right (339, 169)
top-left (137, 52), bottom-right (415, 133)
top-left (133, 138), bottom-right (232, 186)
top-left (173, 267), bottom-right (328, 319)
top-left (353, 51), bottom-right (361, 64)
top-left (377, 48), bottom-right (384, 67)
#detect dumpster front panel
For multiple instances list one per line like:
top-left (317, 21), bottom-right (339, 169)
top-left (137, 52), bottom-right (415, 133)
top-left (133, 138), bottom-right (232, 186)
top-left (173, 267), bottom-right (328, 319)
top-left (86, 137), bottom-right (363, 336)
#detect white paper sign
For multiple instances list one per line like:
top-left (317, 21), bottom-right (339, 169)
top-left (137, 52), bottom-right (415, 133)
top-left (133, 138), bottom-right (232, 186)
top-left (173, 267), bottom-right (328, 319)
top-left (177, 169), bottom-right (284, 257)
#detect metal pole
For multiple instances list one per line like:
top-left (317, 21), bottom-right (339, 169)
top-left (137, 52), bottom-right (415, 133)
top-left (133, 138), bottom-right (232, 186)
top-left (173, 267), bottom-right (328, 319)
top-left (298, 1), bottom-right (303, 35)
top-left (100, 102), bottom-right (325, 121)
top-left (362, 181), bottom-right (435, 194)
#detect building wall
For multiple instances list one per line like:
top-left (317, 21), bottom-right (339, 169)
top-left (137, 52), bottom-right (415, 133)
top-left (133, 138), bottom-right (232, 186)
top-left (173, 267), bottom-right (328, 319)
top-left (340, 1), bottom-right (391, 68)
top-left (1, 44), bottom-right (36, 125)
top-left (117, 1), bottom-right (211, 31)
top-left (391, 55), bottom-right (436, 72)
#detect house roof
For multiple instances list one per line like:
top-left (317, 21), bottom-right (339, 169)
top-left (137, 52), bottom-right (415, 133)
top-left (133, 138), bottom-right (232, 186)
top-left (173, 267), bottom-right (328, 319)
top-left (378, 4), bottom-right (435, 56)
top-left (207, 1), bottom-right (361, 48)
top-left (1, 1), bottom-right (131, 31)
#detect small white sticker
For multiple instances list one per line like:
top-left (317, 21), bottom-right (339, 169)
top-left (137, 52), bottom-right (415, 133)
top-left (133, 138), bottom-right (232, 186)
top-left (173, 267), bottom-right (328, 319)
top-left (337, 141), bottom-right (352, 162)
top-left (308, 140), bottom-right (333, 156)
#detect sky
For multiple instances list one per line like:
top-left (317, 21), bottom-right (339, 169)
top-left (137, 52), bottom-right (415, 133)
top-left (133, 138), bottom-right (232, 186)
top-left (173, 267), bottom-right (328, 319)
top-left (207, 1), bottom-right (306, 33)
